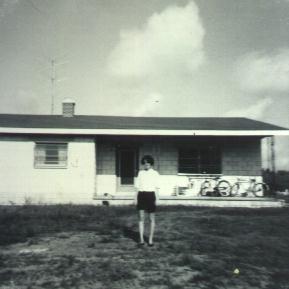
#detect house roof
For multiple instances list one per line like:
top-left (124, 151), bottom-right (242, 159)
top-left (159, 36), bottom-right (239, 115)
top-left (0, 114), bottom-right (288, 136)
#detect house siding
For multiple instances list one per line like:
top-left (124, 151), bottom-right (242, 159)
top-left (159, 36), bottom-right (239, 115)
top-left (222, 138), bottom-right (261, 176)
top-left (95, 141), bottom-right (116, 195)
top-left (158, 142), bottom-right (178, 175)
top-left (95, 137), bottom-right (262, 197)
top-left (140, 138), bottom-right (261, 176)
top-left (0, 136), bottom-right (96, 204)
top-left (96, 141), bottom-right (115, 175)
top-left (0, 135), bottom-right (262, 203)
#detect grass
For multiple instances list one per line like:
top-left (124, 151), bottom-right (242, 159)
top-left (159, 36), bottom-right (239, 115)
top-left (1, 205), bottom-right (289, 288)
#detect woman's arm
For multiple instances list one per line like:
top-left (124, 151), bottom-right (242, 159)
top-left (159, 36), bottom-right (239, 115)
top-left (134, 171), bottom-right (141, 205)
top-left (155, 171), bottom-right (160, 203)
top-left (133, 190), bottom-right (138, 205)
top-left (155, 188), bottom-right (160, 204)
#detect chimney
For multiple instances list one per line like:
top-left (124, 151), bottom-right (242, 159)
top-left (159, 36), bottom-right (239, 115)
top-left (62, 98), bottom-right (75, 117)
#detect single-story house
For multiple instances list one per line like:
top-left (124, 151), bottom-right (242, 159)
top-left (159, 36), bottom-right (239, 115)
top-left (0, 100), bottom-right (288, 205)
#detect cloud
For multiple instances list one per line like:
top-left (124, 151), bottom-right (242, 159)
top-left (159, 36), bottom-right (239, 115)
top-left (235, 49), bottom-right (289, 93)
top-left (275, 138), bottom-right (289, 171)
top-left (132, 92), bottom-right (163, 116)
top-left (106, 2), bottom-right (205, 78)
top-left (261, 137), bottom-right (289, 171)
top-left (0, 88), bottom-right (40, 114)
top-left (224, 97), bottom-right (273, 120)
top-left (0, 0), bottom-right (18, 19)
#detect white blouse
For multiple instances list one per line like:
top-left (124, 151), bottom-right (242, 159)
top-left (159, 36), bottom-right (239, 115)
top-left (135, 168), bottom-right (160, 192)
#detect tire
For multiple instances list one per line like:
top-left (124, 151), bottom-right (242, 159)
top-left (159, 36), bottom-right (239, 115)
top-left (253, 183), bottom-right (269, 197)
top-left (200, 180), bottom-right (210, 196)
top-left (217, 180), bottom-right (231, 197)
top-left (230, 183), bottom-right (240, 196)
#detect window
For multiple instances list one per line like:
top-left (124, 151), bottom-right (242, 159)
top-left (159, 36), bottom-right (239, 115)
top-left (34, 142), bottom-right (68, 168)
top-left (178, 146), bottom-right (221, 174)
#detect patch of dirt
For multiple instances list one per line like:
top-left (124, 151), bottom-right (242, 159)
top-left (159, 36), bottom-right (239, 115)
top-left (1, 206), bottom-right (289, 289)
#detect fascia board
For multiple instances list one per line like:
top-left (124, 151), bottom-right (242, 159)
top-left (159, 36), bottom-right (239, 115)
top-left (0, 127), bottom-right (288, 136)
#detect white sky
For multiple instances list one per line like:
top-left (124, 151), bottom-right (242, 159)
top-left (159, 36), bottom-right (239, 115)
top-left (0, 0), bottom-right (288, 170)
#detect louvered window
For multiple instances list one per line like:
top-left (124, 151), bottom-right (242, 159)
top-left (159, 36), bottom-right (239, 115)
top-left (34, 143), bottom-right (68, 168)
top-left (178, 146), bottom-right (221, 174)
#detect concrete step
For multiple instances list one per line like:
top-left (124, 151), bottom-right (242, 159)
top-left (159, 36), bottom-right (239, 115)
top-left (94, 196), bottom-right (286, 208)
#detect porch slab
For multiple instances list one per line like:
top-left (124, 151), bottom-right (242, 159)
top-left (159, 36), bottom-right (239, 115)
top-left (93, 196), bottom-right (286, 208)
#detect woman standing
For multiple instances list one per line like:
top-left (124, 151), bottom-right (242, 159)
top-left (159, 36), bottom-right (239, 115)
top-left (135, 155), bottom-right (160, 247)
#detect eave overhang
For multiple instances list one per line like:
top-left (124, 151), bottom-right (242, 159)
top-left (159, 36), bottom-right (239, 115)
top-left (0, 127), bottom-right (288, 136)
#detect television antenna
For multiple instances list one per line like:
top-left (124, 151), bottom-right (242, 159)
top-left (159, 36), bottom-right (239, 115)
top-left (270, 136), bottom-right (276, 189)
top-left (49, 57), bottom-right (68, 115)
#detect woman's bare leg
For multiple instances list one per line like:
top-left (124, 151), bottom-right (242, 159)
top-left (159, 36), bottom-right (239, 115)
top-left (138, 210), bottom-right (145, 243)
top-left (148, 213), bottom-right (155, 245)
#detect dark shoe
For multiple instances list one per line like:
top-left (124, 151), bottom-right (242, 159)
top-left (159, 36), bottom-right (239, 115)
top-left (138, 242), bottom-right (145, 247)
top-left (148, 243), bottom-right (154, 247)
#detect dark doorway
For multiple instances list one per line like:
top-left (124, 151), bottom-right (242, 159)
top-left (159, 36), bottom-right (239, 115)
top-left (116, 146), bottom-right (139, 191)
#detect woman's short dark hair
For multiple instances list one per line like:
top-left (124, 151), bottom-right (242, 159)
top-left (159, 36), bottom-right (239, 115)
top-left (141, 155), bottom-right (154, 165)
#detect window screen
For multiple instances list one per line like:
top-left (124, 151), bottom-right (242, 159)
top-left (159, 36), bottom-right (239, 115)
top-left (34, 143), bottom-right (68, 168)
top-left (179, 146), bottom-right (221, 174)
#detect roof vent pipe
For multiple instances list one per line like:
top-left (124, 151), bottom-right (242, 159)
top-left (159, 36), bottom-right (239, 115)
top-left (62, 98), bottom-right (75, 117)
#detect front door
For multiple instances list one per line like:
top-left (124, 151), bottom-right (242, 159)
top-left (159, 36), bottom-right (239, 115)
top-left (116, 146), bottom-right (138, 192)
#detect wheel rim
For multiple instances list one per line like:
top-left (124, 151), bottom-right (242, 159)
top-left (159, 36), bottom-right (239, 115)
top-left (200, 181), bottom-right (210, 196)
top-left (230, 184), bottom-right (239, 196)
top-left (217, 181), bottom-right (231, 196)
top-left (253, 183), bottom-right (267, 197)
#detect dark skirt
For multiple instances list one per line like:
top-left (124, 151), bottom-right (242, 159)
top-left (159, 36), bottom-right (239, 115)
top-left (137, 191), bottom-right (156, 213)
